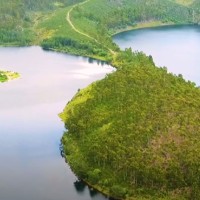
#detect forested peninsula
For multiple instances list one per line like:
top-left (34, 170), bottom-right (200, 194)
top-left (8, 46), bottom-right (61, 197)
top-left (1, 0), bottom-right (200, 199)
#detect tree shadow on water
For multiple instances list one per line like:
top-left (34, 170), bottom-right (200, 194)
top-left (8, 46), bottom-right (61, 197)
top-left (73, 179), bottom-right (99, 198)
top-left (74, 179), bottom-right (118, 199)
top-left (74, 179), bottom-right (86, 193)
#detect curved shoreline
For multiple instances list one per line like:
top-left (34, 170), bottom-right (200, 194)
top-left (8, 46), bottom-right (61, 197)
top-left (1, 23), bottom-right (197, 200)
top-left (111, 21), bottom-right (174, 36)
top-left (1, 1), bottom-right (199, 199)
top-left (60, 24), bottom-right (200, 200)
top-left (111, 22), bottom-right (197, 37)
top-left (1, 23), bottom-right (195, 200)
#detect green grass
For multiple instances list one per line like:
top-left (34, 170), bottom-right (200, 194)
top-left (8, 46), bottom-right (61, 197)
top-left (35, 5), bottom-right (113, 60)
top-left (34, 0), bottom-right (197, 60)
top-left (36, 7), bottom-right (89, 42)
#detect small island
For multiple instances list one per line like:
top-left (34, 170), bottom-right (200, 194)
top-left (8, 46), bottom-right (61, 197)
top-left (0, 70), bottom-right (20, 83)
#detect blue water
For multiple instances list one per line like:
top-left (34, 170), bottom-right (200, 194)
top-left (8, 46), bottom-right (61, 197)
top-left (1, 25), bottom-right (200, 200)
top-left (113, 25), bottom-right (200, 85)
top-left (0, 46), bottom-right (113, 200)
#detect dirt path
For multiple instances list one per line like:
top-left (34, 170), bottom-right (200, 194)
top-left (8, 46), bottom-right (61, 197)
top-left (66, 0), bottom-right (115, 55)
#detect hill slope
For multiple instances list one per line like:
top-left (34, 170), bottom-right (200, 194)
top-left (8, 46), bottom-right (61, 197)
top-left (0, 0), bottom-right (84, 45)
top-left (59, 0), bottom-right (200, 199)
top-left (37, 0), bottom-right (198, 59)
top-left (61, 49), bottom-right (200, 200)
top-left (1, 0), bottom-right (199, 57)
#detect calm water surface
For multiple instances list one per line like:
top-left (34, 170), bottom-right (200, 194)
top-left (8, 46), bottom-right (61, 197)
top-left (0, 46), bottom-right (113, 200)
top-left (113, 25), bottom-right (200, 85)
top-left (1, 25), bottom-right (200, 200)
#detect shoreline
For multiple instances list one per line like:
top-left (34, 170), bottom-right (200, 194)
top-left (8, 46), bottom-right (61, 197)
top-left (2, 22), bottom-right (197, 199)
top-left (1, 22), bottom-right (197, 62)
top-left (60, 23), bottom-right (200, 200)
top-left (111, 22), bottom-right (197, 37)
top-left (63, 155), bottom-right (122, 200)
top-left (111, 21), bottom-right (174, 36)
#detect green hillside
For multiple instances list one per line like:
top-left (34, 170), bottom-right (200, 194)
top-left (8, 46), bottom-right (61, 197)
top-left (1, 0), bottom-right (199, 57)
top-left (71, 0), bottom-right (193, 35)
top-left (0, 0), bottom-right (84, 45)
top-left (58, 0), bottom-right (200, 199)
top-left (37, 0), bottom-right (198, 59)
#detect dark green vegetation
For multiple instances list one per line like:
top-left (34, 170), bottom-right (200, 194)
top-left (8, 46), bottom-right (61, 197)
top-left (2, 0), bottom-right (200, 199)
top-left (58, 0), bottom-right (200, 199)
top-left (1, 0), bottom-right (200, 58)
top-left (38, 0), bottom-right (200, 59)
top-left (0, 0), bottom-right (84, 45)
top-left (0, 0), bottom-right (29, 45)
top-left (71, 0), bottom-right (193, 35)
top-left (61, 49), bottom-right (200, 199)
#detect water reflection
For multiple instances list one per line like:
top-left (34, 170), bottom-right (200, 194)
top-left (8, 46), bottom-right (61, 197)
top-left (74, 179), bottom-right (99, 198)
top-left (74, 179), bottom-right (113, 199)
top-left (89, 187), bottom-right (99, 197)
top-left (0, 46), bottom-right (113, 200)
top-left (74, 180), bottom-right (86, 193)
top-left (88, 57), bottom-right (107, 66)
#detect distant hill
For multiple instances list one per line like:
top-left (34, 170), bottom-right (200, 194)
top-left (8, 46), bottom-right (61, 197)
top-left (0, 0), bottom-right (84, 45)
top-left (37, 0), bottom-right (200, 59)
top-left (1, 0), bottom-right (199, 48)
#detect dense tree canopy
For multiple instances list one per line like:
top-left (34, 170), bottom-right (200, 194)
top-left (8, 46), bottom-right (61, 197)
top-left (61, 49), bottom-right (200, 199)
top-left (1, 0), bottom-right (200, 53)
top-left (2, 0), bottom-right (200, 199)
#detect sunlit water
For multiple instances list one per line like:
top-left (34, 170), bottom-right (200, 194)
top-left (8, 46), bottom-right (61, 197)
top-left (113, 25), bottom-right (200, 85)
top-left (0, 46), bottom-right (113, 200)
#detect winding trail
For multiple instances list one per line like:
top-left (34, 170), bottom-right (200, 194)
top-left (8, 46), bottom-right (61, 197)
top-left (66, 0), bottom-right (115, 55)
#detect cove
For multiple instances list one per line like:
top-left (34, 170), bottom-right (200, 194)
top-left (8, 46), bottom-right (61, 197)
top-left (113, 25), bottom-right (200, 85)
top-left (0, 46), bottom-right (113, 200)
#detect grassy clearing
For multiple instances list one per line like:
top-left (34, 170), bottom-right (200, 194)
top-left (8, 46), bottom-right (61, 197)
top-left (35, 4), bottom-right (114, 60)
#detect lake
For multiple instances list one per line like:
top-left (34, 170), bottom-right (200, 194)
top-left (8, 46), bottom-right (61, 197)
top-left (1, 25), bottom-right (200, 200)
top-left (113, 25), bottom-right (200, 85)
top-left (0, 46), bottom-right (113, 200)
